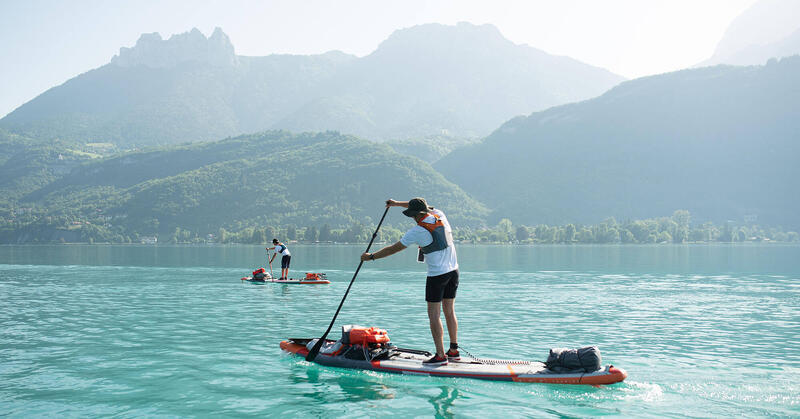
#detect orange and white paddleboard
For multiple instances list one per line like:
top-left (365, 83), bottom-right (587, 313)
top-left (280, 339), bottom-right (626, 385)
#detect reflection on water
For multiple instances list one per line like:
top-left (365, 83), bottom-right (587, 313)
top-left (2, 243), bottom-right (799, 274)
top-left (431, 386), bottom-right (459, 418)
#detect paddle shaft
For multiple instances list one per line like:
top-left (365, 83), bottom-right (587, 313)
top-left (266, 248), bottom-right (274, 278)
top-left (306, 206), bottom-right (390, 361)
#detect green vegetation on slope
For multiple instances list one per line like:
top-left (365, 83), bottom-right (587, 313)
top-left (386, 135), bottom-right (479, 164)
top-left (457, 210), bottom-right (797, 244)
top-left (0, 129), bottom-right (98, 203)
top-left (0, 131), bottom-right (488, 243)
top-left (436, 56), bottom-right (800, 229)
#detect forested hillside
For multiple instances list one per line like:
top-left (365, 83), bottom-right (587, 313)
top-left (385, 135), bottom-right (478, 164)
top-left (0, 129), bottom-right (97, 203)
top-left (1, 131), bottom-right (488, 243)
top-left (436, 56), bottom-right (800, 228)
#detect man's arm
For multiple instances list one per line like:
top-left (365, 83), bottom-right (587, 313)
top-left (361, 241), bottom-right (406, 261)
top-left (386, 199), bottom-right (409, 208)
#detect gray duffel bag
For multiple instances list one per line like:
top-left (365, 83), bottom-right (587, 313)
top-left (544, 346), bottom-right (602, 372)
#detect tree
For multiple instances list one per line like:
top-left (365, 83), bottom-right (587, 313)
top-left (689, 228), bottom-right (706, 242)
top-left (251, 228), bottom-right (266, 244)
top-left (577, 228), bottom-right (594, 243)
top-left (719, 222), bottom-right (734, 242)
top-left (319, 224), bottom-right (332, 241)
top-left (672, 210), bottom-right (690, 229)
top-left (671, 210), bottom-right (690, 243)
top-left (564, 224), bottom-right (576, 243)
top-left (534, 225), bottom-right (546, 242)
top-left (628, 220), bottom-right (650, 243)
top-left (620, 228), bottom-right (635, 243)
top-left (497, 218), bottom-right (513, 241)
top-left (287, 224), bottom-right (296, 240)
top-left (306, 226), bottom-right (318, 242)
top-left (264, 226), bottom-right (276, 242)
top-left (515, 225), bottom-right (529, 242)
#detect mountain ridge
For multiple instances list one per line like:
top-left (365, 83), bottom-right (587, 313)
top-left (699, 0), bottom-right (800, 66)
top-left (0, 23), bottom-right (624, 146)
top-left (436, 56), bottom-right (800, 229)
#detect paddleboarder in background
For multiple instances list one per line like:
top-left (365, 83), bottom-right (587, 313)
top-left (361, 197), bottom-right (460, 366)
top-left (268, 238), bottom-right (291, 280)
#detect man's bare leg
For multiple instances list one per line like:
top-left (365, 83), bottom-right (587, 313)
top-left (427, 301), bottom-right (445, 356)
top-left (442, 298), bottom-right (458, 347)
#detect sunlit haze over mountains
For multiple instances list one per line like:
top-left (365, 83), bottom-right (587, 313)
top-left (0, 0), bottom-right (764, 118)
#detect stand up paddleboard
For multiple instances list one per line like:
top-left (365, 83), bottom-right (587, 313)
top-left (281, 326), bottom-right (626, 385)
top-left (241, 269), bottom-right (330, 284)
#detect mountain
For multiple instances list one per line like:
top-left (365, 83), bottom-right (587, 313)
top-left (0, 28), bottom-right (355, 147)
top-left (435, 56), bottom-right (800, 228)
top-left (708, 29), bottom-right (800, 67)
top-left (3, 131), bottom-right (488, 242)
top-left (700, 0), bottom-right (800, 66)
top-left (273, 22), bottom-right (624, 140)
top-left (0, 24), bottom-right (623, 147)
top-left (111, 27), bottom-right (238, 68)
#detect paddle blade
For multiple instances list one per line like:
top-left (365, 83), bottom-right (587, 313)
top-left (306, 338), bottom-right (325, 361)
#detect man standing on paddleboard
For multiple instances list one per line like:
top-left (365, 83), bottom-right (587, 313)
top-left (361, 197), bottom-right (460, 366)
top-left (268, 238), bottom-right (291, 280)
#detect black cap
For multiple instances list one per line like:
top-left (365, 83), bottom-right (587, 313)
top-left (402, 197), bottom-right (434, 217)
top-left (272, 238), bottom-right (279, 244)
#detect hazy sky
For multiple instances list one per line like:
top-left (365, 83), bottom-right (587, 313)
top-left (0, 0), bottom-right (757, 118)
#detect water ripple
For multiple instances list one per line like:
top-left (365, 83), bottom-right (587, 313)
top-left (1, 246), bottom-right (799, 416)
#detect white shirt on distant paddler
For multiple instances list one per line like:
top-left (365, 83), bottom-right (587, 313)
top-left (275, 244), bottom-right (290, 256)
top-left (400, 209), bottom-right (458, 277)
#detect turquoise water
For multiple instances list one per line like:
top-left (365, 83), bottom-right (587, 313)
top-left (1, 244), bottom-right (798, 417)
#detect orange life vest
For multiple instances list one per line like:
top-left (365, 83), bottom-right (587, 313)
top-left (417, 212), bottom-right (450, 254)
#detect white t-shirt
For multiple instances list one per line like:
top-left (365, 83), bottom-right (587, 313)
top-left (400, 209), bottom-right (458, 277)
top-left (274, 244), bottom-right (290, 257)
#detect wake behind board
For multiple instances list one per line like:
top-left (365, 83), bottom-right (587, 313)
top-left (281, 327), bottom-right (626, 385)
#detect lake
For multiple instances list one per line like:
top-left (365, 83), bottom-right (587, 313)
top-left (1, 244), bottom-right (798, 417)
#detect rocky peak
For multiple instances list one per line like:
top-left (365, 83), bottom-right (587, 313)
top-left (111, 27), bottom-right (237, 68)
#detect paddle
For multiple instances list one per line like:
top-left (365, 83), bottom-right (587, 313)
top-left (306, 206), bottom-right (390, 361)
top-left (266, 248), bottom-right (274, 278)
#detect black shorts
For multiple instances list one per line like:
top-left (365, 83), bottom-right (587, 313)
top-left (425, 269), bottom-right (459, 303)
top-left (281, 255), bottom-right (291, 269)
